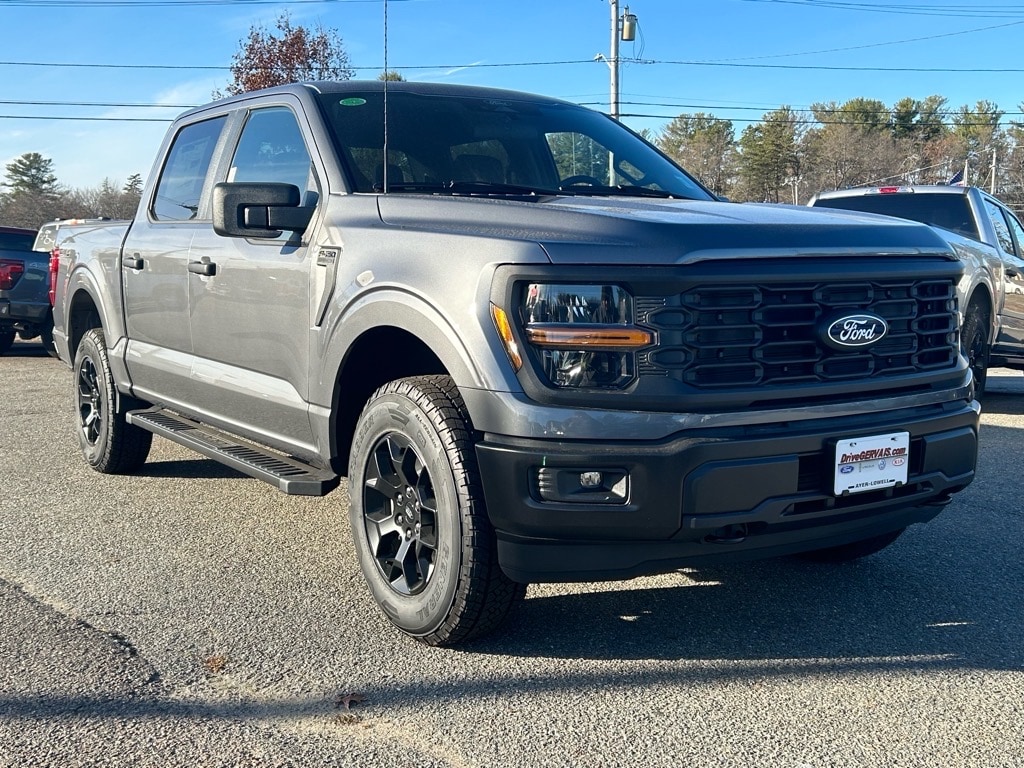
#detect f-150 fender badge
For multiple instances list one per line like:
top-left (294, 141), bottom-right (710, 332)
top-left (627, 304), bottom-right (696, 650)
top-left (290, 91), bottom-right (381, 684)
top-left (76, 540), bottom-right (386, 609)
top-left (819, 311), bottom-right (888, 351)
top-left (316, 248), bottom-right (339, 267)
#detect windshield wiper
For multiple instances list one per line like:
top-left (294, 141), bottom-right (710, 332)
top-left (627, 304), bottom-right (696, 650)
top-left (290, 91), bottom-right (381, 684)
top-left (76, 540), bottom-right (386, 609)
top-left (375, 180), bottom-right (561, 196)
top-left (559, 184), bottom-right (682, 199)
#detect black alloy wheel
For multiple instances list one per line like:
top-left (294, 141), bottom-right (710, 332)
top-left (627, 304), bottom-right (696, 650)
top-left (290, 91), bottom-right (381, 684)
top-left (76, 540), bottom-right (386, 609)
top-left (72, 328), bottom-right (152, 474)
top-left (348, 375), bottom-right (525, 646)
top-left (362, 432), bottom-right (439, 596)
top-left (77, 353), bottom-right (105, 447)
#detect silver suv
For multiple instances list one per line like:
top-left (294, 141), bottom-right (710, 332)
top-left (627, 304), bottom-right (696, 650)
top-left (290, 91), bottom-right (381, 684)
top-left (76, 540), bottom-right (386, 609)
top-left (809, 184), bottom-right (1024, 391)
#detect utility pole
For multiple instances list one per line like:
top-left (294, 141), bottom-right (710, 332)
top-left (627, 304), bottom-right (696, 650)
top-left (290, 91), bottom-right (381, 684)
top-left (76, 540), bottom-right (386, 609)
top-left (991, 147), bottom-right (997, 195)
top-left (610, 0), bottom-right (620, 120)
top-left (599, 1), bottom-right (636, 121)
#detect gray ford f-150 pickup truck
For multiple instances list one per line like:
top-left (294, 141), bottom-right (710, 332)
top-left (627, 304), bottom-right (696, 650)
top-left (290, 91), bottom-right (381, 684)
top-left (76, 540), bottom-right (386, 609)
top-left (51, 81), bottom-right (980, 645)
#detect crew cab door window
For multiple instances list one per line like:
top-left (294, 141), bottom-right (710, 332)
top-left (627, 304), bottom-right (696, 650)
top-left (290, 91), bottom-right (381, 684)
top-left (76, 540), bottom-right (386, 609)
top-left (152, 116), bottom-right (226, 221)
top-left (1002, 207), bottom-right (1024, 259)
top-left (983, 199), bottom-right (1016, 256)
top-left (999, 205), bottom-right (1024, 341)
top-left (228, 107), bottom-right (315, 196)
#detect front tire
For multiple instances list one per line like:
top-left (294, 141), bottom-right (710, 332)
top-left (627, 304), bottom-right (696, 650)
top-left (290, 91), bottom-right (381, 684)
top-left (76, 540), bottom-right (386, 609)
top-left (73, 328), bottom-right (152, 473)
top-left (348, 375), bottom-right (525, 646)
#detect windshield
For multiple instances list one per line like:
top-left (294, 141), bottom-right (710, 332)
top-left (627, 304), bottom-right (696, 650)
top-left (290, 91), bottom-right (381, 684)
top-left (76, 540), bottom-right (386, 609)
top-left (315, 89), bottom-right (713, 200)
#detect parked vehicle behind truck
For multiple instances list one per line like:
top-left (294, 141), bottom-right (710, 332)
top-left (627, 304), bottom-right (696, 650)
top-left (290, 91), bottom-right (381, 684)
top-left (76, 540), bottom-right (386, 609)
top-left (0, 225), bottom-right (53, 355)
top-left (809, 184), bottom-right (1024, 392)
top-left (50, 81), bottom-right (979, 645)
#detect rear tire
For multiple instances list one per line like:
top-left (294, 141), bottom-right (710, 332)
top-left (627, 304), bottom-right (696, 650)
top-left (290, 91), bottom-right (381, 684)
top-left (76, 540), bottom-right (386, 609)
top-left (73, 328), bottom-right (152, 474)
top-left (798, 528), bottom-right (905, 563)
top-left (961, 299), bottom-right (990, 396)
top-left (39, 317), bottom-right (58, 358)
top-left (0, 327), bottom-right (13, 356)
top-left (348, 375), bottom-right (525, 646)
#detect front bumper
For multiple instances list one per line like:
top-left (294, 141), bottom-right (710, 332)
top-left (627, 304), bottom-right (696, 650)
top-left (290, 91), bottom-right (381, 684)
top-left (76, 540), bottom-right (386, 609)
top-left (476, 399), bottom-right (979, 583)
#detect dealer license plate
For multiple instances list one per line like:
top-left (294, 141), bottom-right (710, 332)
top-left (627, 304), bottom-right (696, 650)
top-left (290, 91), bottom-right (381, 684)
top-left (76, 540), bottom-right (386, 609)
top-left (833, 432), bottom-right (910, 496)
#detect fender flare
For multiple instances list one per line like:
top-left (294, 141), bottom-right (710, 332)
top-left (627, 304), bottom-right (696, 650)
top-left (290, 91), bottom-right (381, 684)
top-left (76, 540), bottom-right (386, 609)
top-left (314, 285), bottom-right (520, 406)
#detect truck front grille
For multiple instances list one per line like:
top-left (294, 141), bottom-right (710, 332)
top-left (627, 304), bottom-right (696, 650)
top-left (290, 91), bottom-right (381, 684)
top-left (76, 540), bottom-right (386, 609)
top-left (639, 278), bottom-right (958, 389)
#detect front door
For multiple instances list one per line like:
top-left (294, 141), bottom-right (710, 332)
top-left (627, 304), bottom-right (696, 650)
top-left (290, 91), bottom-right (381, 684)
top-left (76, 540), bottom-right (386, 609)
top-left (187, 104), bottom-right (320, 456)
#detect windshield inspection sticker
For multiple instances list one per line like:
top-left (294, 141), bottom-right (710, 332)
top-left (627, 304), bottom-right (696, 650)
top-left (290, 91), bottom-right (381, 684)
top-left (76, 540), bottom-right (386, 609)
top-left (833, 431), bottom-right (910, 496)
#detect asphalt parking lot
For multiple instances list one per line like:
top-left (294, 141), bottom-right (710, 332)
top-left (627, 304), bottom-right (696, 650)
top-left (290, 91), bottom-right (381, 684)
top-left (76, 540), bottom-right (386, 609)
top-left (2, 338), bottom-right (1022, 767)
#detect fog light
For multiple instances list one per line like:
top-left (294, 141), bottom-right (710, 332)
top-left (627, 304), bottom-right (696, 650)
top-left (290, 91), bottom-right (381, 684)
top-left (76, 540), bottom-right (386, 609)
top-left (535, 467), bottom-right (629, 504)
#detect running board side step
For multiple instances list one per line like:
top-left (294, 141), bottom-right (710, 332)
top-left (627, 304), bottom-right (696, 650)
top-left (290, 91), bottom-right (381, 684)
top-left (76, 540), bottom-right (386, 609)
top-left (126, 407), bottom-right (339, 496)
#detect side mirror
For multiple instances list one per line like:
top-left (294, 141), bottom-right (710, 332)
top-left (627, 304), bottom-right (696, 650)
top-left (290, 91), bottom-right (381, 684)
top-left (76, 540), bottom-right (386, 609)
top-left (212, 182), bottom-right (314, 239)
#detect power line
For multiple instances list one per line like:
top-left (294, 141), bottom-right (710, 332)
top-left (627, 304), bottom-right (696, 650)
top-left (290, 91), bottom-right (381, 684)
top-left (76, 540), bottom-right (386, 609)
top-left (603, 100), bottom-right (1024, 117)
top-left (0, 0), bottom-right (389, 5)
top-left (618, 112), bottom-right (1023, 127)
top-left (740, 0), bottom-right (1024, 19)
top-left (5, 55), bottom-right (1024, 74)
top-left (1, 96), bottom-right (1020, 120)
top-left (0, 100), bottom-right (195, 109)
top-left (0, 60), bottom-right (226, 71)
top-left (634, 58), bottom-right (1024, 73)
top-left (0, 115), bottom-right (170, 122)
top-left (703, 19), bottom-right (1024, 62)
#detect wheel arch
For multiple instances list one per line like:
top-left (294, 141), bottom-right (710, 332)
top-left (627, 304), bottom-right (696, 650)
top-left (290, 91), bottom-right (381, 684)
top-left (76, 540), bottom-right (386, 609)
top-left (318, 293), bottom-right (514, 477)
top-left (66, 286), bottom-right (103, 362)
top-left (330, 325), bottom-right (448, 474)
top-left (64, 263), bottom-right (125, 359)
top-left (964, 283), bottom-right (995, 338)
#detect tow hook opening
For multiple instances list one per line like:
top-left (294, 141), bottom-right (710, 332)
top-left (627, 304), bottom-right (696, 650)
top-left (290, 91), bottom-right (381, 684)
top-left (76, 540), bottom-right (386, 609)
top-left (705, 523), bottom-right (748, 544)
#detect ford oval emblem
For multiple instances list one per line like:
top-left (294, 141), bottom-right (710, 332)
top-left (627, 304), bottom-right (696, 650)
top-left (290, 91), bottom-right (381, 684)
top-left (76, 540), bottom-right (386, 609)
top-left (820, 312), bottom-right (888, 351)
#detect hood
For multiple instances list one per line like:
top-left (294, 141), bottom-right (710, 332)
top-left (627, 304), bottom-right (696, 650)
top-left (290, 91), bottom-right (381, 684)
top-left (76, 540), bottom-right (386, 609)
top-left (376, 194), bottom-right (955, 265)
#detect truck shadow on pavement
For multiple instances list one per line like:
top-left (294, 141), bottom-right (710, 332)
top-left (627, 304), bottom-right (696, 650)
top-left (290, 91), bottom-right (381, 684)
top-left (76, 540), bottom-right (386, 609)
top-left (137, 458), bottom-right (248, 481)
top-left (4, 340), bottom-right (53, 358)
top-left (978, 391), bottom-right (1024, 416)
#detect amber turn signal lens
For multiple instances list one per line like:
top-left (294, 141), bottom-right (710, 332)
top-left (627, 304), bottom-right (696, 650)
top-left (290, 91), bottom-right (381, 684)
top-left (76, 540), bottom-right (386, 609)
top-left (490, 304), bottom-right (523, 371)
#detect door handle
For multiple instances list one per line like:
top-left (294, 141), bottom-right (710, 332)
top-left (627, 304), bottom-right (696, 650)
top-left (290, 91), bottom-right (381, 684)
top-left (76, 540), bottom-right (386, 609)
top-left (188, 260), bottom-right (217, 276)
top-left (123, 256), bottom-right (143, 270)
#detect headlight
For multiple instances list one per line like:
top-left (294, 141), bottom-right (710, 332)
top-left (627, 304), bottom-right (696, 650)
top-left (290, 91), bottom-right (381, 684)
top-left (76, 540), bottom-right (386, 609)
top-left (505, 283), bottom-right (654, 389)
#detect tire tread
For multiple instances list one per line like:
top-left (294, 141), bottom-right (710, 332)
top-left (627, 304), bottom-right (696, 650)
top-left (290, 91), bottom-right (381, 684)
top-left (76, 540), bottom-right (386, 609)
top-left (368, 375), bottom-right (525, 646)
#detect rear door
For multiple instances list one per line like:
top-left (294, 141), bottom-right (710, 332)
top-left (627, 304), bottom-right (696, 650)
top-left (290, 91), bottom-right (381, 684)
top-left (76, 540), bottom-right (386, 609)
top-left (122, 115), bottom-right (228, 408)
top-left (186, 101), bottom-right (321, 454)
top-left (990, 201), bottom-right (1024, 351)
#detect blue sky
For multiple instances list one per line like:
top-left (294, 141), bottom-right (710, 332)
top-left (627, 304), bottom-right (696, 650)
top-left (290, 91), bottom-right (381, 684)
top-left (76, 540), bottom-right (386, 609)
top-left (2, 0), bottom-right (1023, 189)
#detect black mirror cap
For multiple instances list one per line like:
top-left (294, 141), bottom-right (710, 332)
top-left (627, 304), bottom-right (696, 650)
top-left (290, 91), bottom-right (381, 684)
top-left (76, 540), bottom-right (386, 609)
top-left (213, 182), bottom-right (312, 239)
